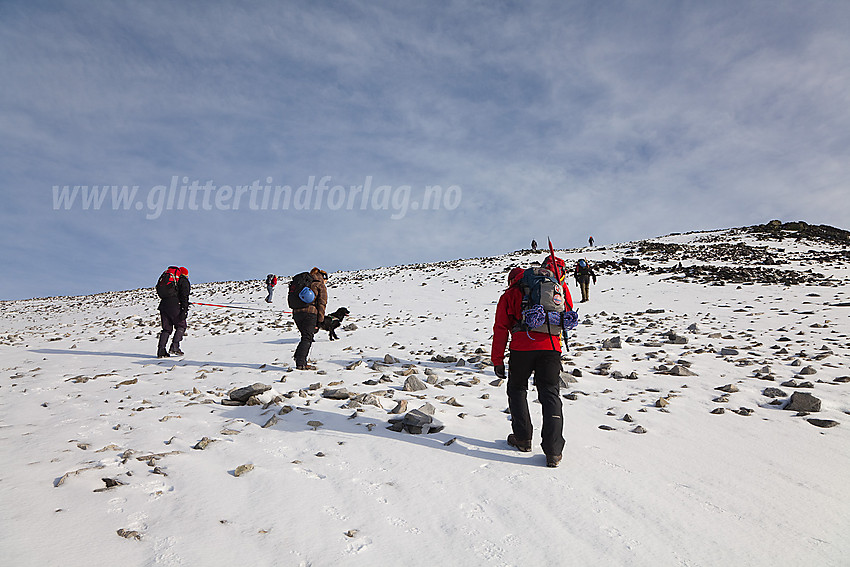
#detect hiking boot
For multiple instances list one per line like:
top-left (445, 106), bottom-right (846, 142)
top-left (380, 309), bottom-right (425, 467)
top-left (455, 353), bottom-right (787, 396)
top-left (296, 364), bottom-right (317, 370)
top-left (507, 434), bottom-right (532, 453)
top-left (169, 346), bottom-right (184, 356)
top-left (546, 454), bottom-right (562, 468)
top-left (157, 349), bottom-right (169, 358)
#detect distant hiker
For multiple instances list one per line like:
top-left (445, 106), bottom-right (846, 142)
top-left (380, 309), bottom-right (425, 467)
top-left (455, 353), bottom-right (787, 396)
top-left (491, 266), bottom-right (573, 468)
top-left (574, 259), bottom-right (597, 303)
top-left (531, 239), bottom-right (538, 252)
top-left (155, 266), bottom-right (190, 357)
top-left (588, 236), bottom-right (594, 247)
top-left (265, 274), bottom-right (278, 303)
top-left (288, 267), bottom-right (328, 370)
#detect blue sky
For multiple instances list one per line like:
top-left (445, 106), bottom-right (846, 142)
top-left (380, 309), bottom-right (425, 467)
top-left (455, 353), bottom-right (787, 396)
top-left (2, 0), bottom-right (849, 300)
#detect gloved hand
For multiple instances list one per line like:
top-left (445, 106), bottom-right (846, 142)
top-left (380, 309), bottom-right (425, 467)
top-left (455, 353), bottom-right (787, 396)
top-left (494, 365), bottom-right (506, 379)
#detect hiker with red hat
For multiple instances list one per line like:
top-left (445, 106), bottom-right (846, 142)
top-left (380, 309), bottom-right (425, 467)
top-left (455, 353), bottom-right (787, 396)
top-left (155, 266), bottom-right (191, 358)
top-left (491, 262), bottom-right (574, 468)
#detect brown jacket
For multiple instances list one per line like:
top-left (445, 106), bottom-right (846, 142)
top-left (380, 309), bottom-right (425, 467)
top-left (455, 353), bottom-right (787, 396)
top-left (292, 267), bottom-right (328, 322)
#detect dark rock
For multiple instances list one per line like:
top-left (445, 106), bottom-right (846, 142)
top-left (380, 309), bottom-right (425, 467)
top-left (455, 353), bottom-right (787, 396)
top-left (807, 419), bottom-right (839, 428)
top-left (785, 391), bottom-right (821, 412)
top-left (762, 388), bottom-right (787, 398)
top-left (229, 383), bottom-right (271, 402)
top-left (403, 375), bottom-right (428, 392)
top-left (669, 365), bottom-right (696, 376)
top-left (322, 388), bottom-right (351, 400)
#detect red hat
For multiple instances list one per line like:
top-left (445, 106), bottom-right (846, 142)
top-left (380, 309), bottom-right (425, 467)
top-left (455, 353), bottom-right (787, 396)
top-left (507, 267), bottom-right (524, 286)
top-left (179, 267), bottom-right (188, 276)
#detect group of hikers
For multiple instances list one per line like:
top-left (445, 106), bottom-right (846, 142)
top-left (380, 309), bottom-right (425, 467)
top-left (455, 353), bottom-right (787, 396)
top-left (154, 243), bottom-right (599, 467)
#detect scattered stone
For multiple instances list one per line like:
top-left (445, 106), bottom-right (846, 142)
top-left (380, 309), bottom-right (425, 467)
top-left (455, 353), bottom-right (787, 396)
top-left (403, 375), bottom-right (428, 392)
top-left (234, 464), bottom-right (254, 477)
top-left (94, 477), bottom-right (126, 492)
top-left (710, 408), bottom-right (726, 415)
top-left (322, 388), bottom-right (351, 400)
top-left (117, 529), bottom-right (141, 540)
top-left (602, 336), bottom-right (623, 349)
top-left (715, 384), bottom-right (739, 393)
top-left (262, 415), bottom-right (279, 429)
top-left (229, 383), bottom-right (271, 403)
top-left (388, 408), bottom-right (445, 434)
top-left (799, 366), bottom-right (817, 375)
top-left (631, 426), bottom-right (647, 434)
top-left (307, 421), bottom-right (324, 431)
top-left (785, 392), bottom-right (821, 412)
top-left (389, 400), bottom-right (408, 414)
top-left (807, 419), bottom-right (839, 428)
top-left (384, 354), bottom-right (399, 364)
top-left (734, 407), bottom-right (755, 416)
top-left (193, 437), bottom-right (214, 450)
top-left (720, 347), bottom-right (739, 356)
top-left (655, 398), bottom-right (669, 408)
top-left (762, 388), bottom-right (787, 398)
top-left (669, 365), bottom-right (696, 376)
top-left (623, 414), bottom-right (634, 423)
top-left (598, 425), bottom-right (616, 431)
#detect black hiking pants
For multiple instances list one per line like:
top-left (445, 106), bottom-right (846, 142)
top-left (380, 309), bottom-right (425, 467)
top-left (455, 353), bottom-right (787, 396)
top-left (507, 349), bottom-right (565, 457)
top-left (158, 307), bottom-right (187, 353)
top-left (293, 311), bottom-right (317, 366)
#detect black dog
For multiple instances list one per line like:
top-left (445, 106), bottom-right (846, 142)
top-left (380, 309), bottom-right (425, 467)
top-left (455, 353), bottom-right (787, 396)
top-left (320, 307), bottom-right (350, 340)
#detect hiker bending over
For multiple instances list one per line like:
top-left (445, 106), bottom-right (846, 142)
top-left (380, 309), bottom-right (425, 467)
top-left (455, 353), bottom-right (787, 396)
top-left (288, 267), bottom-right (328, 370)
top-left (156, 266), bottom-right (190, 357)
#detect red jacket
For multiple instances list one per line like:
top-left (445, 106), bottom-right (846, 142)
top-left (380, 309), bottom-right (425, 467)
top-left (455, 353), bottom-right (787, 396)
top-left (491, 268), bottom-right (573, 366)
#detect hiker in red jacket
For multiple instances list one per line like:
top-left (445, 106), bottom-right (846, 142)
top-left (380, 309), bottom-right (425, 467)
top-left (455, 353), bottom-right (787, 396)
top-left (491, 267), bottom-right (572, 468)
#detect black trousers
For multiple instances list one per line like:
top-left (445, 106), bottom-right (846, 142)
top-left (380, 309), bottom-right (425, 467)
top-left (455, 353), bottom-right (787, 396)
top-left (293, 311), bottom-right (317, 366)
top-left (158, 308), bottom-right (186, 352)
top-left (507, 349), bottom-right (565, 457)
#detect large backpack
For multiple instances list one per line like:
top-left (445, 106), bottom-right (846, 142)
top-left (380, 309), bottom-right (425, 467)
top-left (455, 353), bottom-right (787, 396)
top-left (516, 267), bottom-right (577, 335)
top-left (156, 266), bottom-right (180, 300)
top-left (542, 255), bottom-right (567, 281)
top-left (287, 271), bottom-right (315, 309)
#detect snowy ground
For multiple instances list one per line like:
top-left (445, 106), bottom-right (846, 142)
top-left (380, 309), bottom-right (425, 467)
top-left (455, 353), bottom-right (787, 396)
top-left (2, 227), bottom-right (849, 566)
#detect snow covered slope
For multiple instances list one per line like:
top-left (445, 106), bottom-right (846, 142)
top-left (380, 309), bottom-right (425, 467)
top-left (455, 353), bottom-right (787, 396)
top-left (2, 222), bottom-right (849, 566)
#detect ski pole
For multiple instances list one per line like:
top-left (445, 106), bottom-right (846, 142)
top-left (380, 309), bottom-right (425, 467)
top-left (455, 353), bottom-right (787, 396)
top-left (191, 302), bottom-right (290, 313)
